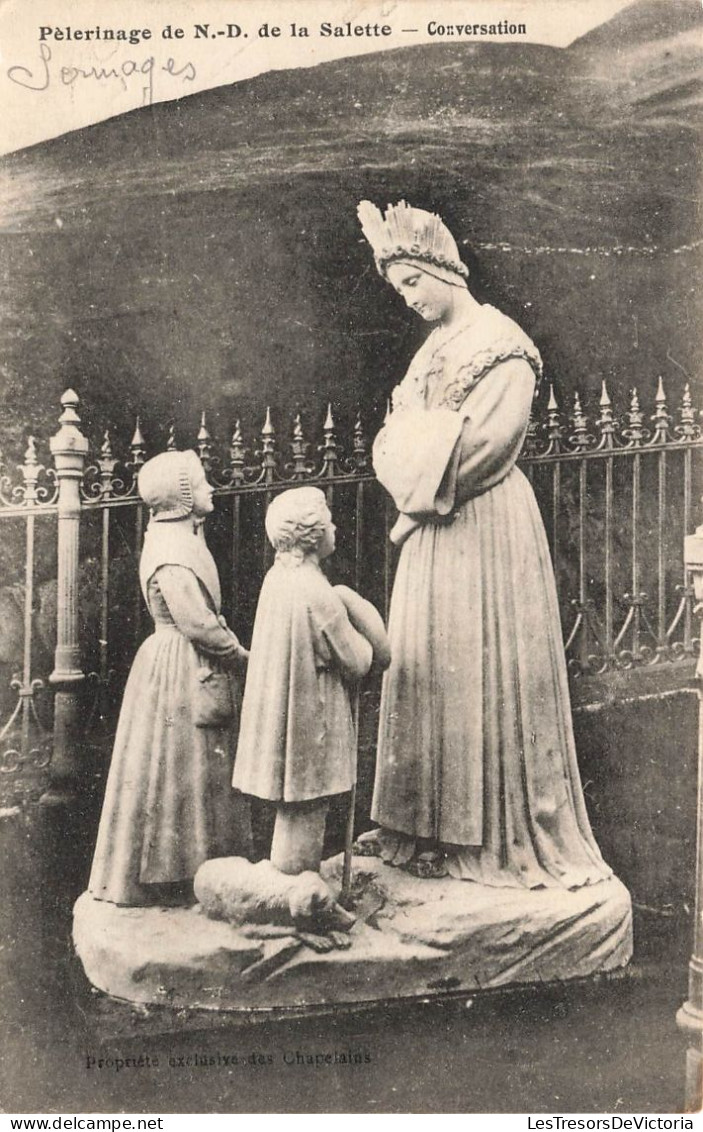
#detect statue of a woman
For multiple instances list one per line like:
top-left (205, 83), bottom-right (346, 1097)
top-left (357, 199), bottom-right (612, 889)
top-left (88, 450), bottom-right (251, 906)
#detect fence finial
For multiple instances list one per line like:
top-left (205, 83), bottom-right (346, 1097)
top-left (320, 404), bottom-right (338, 476)
top-left (260, 408), bottom-right (277, 482)
top-left (569, 391), bottom-right (594, 453)
top-left (24, 435), bottom-right (38, 466)
top-left (229, 420), bottom-right (246, 484)
top-left (290, 413), bottom-right (309, 479)
top-left (622, 387), bottom-right (647, 447)
top-left (545, 384), bottom-right (563, 454)
top-left (58, 389), bottom-right (81, 427)
top-left (677, 383), bottom-right (701, 441)
top-left (20, 436), bottom-right (41, 506)
top-left (129, 417), bottom-right (146, 469)
top-left (353, 409), bottom-right (368, 469)
top-left (197, 412), bottom-right (213, 471)
top-left (98, 430), bottom-right (117, 495)
top-left (651, 376), bottom-right (672, 444)
top-left (597, 380), bottom-right (616, 450)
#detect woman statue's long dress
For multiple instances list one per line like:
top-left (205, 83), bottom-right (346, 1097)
top-left (358, 200), bottom-right (612, 889)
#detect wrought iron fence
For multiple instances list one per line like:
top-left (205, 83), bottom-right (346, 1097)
top-left (521, 378), bottom-right (701, 675)
top-left (0, 438), bottom-right (57, 783)
top-left (0, 379), bottom-right (701, 796)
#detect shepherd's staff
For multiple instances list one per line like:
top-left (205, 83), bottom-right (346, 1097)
top-left (341, 685), bottom-right (360, 910)
top-left (336, 585), bottom-right (390, 910)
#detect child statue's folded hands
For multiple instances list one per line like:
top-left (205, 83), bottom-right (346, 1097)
top-left (333, 585), bottom-right (391, 671)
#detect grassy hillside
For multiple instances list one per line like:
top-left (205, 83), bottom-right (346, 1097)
top-left (0, 0), bottom-right (699, 468)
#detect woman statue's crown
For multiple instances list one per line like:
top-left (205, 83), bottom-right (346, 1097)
top-left (357, 200), bottom-right (468, 279)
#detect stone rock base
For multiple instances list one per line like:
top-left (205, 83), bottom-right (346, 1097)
top-left (72, 855), bottom-right (633, 1011)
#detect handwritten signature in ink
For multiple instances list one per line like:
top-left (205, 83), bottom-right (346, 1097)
top-left (8, 44), bottom-right (196, 105)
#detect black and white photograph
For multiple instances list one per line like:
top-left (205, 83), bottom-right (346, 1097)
top-left (0, 0), bottom-right (701, 1116)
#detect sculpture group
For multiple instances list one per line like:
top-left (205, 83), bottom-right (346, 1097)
top-left (77, 202), bottom-right (631, 999)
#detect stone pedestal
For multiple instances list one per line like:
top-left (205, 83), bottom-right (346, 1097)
top-left (73, 854), bottom-right (632, 1012)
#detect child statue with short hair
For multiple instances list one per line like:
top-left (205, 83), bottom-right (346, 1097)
top-left (233, 486), bottom-right (390, 877)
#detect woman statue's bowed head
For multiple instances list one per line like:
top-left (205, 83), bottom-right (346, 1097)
top-left (356, 199), bottom-right (613, 889)
top-left (233, 486), bottom-right (390, 878)
top-left (88, 449), bottom-right (251, 907)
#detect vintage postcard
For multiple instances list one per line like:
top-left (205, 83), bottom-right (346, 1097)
top-left (0, 0), bottom-right (701, 1117)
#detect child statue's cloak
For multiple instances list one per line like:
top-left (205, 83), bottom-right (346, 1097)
top-left (233, 558), bottom-right (372, 803)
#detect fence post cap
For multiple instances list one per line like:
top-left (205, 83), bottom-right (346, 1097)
top-left (50, 389), bottom-right (89, 458)
top-left (50, 426), bottom-right (89, 457)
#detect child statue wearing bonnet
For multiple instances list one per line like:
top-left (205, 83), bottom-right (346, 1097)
top-left (89, 449), bottom-right (251, 907)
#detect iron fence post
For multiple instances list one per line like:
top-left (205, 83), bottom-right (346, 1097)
top-left (41, 389), bottom-right (89, 806)
top-left (676, 522), bottom-right (703, 1110)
